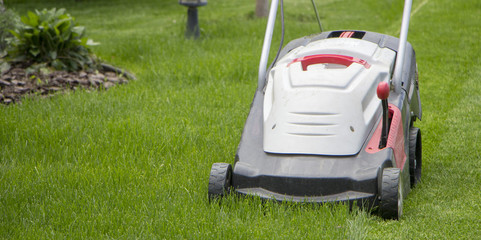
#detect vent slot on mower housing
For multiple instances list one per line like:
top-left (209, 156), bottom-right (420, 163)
top-left (328, 31), bottom-right (366, 39)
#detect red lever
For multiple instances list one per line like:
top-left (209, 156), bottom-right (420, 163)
top-left (288, 54), bottom-right (371, 71)
top-left (376, 81), bottom-right (390, 100)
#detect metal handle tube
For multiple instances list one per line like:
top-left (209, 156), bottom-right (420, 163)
top-left (258, 0), bottom-right (279, 87)
top-left (392, 0), bottom-right (413, 92)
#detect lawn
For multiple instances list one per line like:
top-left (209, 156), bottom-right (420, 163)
top-left (1, 0), bottom-right (480, 239)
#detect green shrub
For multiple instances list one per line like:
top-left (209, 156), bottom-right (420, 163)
top-left (6, 8), bottom-right (99, 71)
top-left (0, 9), bottom-right (21, 55)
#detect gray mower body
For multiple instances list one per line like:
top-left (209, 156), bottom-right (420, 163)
top-left (208, 0), bottom-right (422, 219)
top-left (232, 30), bottom-right (421, 206)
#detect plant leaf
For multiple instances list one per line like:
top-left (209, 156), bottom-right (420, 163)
top-left (0, 62), bottom-right (12, 75)
top-left (20, 15), bottom-right (30, 25)
top-left (86, 39), bottom-right (100, 46)
top-left (49, 51), bottom-right (57, 60)
top-left (29, 48), bottom-right (40, 57)
top-left (72, 26), bottom-right (85, 37)
top-left (27, 11), bottom-right (39, 27)
top-left (8, 30), bottom-right (21, 40)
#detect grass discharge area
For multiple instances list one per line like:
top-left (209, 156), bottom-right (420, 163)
top-left (1, 0), bottom-right (480, 238)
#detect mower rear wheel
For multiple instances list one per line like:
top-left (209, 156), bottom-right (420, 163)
top-left (409, 127), bottom-right (422, 187)
top-left (380, 168), bottom-right (403, 220)
top-left (208, 163), bottom-right (232, 200)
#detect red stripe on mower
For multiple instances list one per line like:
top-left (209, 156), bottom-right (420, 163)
top-left (340, 31), bottom-right (354, 38)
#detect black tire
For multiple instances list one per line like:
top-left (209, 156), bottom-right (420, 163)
top-left (409, 127), bottom-right (422, 187)
top-left (380, 168), bottom-right (403, 220)
top-left (208, 163), bottom-right (232, 200)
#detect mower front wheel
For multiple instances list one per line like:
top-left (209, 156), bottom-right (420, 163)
top-left (208, 163), bottom-right (232, 200)
top-left (380, 168), bottom-right (403, 220)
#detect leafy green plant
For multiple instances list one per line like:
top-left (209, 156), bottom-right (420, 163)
top-left (7, 8), bottom-right (99, 71)
top-left (0, 9), bottom-right (21, 56)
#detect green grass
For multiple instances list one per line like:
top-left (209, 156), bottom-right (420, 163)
top-left (1, 0), bottom-right (481, 239)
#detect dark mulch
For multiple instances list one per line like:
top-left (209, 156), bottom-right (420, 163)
top-left (0, 63), bottom-right (134, 104)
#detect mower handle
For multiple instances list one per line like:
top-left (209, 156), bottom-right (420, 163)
top-left (258, 0), bottom-right (279, 87)
top-left (392, 0), bottom-right (413, 93)
top-left (288, 54), bottom-right (371, 71)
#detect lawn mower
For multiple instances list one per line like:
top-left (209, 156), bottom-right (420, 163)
top-left (208, 0), bottom-right (422, 220)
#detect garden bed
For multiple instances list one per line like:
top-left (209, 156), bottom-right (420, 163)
top-left (0, 63), bottom-right (133, 104)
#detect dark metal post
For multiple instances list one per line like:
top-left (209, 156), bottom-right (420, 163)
top-left (186, 7), bottom-right (199, 39)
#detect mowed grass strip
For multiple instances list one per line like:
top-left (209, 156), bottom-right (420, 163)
top-left (1, 0), bottom-right (480, 239)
